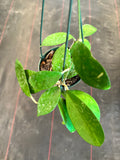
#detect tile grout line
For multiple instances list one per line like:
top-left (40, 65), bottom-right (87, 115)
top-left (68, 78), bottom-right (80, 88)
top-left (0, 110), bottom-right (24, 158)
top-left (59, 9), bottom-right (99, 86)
top-left (0, 0), bottom-right (15, 45)
top-left (4, 0), bottom-right (39, 159)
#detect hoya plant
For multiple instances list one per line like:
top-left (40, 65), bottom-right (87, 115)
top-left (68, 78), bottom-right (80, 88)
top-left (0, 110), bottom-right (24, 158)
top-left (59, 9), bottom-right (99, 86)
top-left (15, 0), bottom-right (111, 147)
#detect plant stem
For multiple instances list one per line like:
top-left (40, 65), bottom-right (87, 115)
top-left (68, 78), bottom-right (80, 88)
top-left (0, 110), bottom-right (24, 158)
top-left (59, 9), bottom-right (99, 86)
top-left (62, 68), bottom-right (70, 75)
top-left (62, 83), bottom-right (69, 91)
top-left (30, 95), bottom-right (38, 104)
top-left (77, 0), bottom-right (84, 42)
top-left (56, 80), bottom-right (69, 91)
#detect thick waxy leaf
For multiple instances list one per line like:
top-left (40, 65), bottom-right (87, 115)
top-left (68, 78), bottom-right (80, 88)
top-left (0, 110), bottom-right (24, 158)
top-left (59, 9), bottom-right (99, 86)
top-left (84, 39), bottom-right (91, 50)
top-left (67, 90), bottom-right (100, 121)
top-left (25, 70), bottom-right (38, 94)
top-left (71, 41), bottom-right (111, 90)
top-left (37, 87), bottom-right (61, 116)
top-left (82, 24), bottom-right (97, 38)
top-left (41, 32), bottom-right (75, 46)
top-left (77, 39), bottom-right (91, 50)
top-left (52, 44), bottom-right (71, 78)
top-left (58, 98), bottom-right (76, 133)
top-left (67, 63), bottom-right (78, 79)
top-left (15, 59), bottom-right (31, 97)
top-left (66, 90), bottom-right (104, 146)
top-left (29, 71), bottom-right (62, 92)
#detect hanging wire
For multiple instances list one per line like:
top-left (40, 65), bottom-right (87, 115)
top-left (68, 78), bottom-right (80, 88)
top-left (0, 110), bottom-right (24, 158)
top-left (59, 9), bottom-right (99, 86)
top-left (80, 10), bottom-right (84, 43)
top-left (40, 0), bottom-right (45, 57)
top-left (62, 0), bottom-right (73, 81)
top-left (78, 0), bottom-right (84, 43)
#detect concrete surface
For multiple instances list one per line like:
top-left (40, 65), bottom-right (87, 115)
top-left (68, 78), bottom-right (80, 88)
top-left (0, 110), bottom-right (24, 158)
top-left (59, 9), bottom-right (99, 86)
top-left (0, 0), bottom-right (120, 159)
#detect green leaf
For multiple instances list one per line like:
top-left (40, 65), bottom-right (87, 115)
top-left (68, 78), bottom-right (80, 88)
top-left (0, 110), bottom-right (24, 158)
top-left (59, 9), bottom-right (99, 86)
top-left (82, 24), bottom-right (97, 38)
top-left (58, 98), bottom-right (76, 133)
top-left (15, 59), bottom-right (31, 97)
top-left (67, 90), bottom-right (100, 121)
top-left (37, 86), bottom-right (61, 116)
top-left (29, 71), bottom-right (62, 92)
top-left (52, 44), bottom-right (71, 78)
top-left (67, 63), bottom-right (78, 79)
top-left (66, 90), bottom-right (104, 146)
top-left (71, 41), bottom-right (111, 90)
top-left (84, 39), bottom-right (91, 50)
top-left (25, 70), bottom-right (38, 94)
top-left (41, 32), bottom-right (75, 46)
top-left (62, 121), bottom-right (65, 125)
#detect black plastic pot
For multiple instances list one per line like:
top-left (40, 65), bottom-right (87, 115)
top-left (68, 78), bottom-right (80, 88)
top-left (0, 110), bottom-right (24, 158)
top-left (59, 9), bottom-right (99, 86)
top-left (38, 47), bottom-right (80, 88)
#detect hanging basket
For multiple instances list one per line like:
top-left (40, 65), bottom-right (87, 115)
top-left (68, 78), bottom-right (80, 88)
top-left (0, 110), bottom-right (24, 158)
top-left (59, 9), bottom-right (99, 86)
top-left (14, 0), bottom-right (111, 149)
top-left (38, 47), bottom-right (80, 88)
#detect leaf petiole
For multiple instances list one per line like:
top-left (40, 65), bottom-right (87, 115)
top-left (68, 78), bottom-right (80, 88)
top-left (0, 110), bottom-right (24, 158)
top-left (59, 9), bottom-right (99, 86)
top-left (30, 95), bottom-right (38, 104)
top-left (61, 67), bottom-right (71, 75)
top-left (56, 80), bottom-right (69, 91)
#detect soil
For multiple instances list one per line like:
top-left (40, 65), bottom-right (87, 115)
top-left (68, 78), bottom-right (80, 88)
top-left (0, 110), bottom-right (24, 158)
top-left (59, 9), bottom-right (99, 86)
top-left (39, 49), bottom-right (80, 87)
top-left (65, 75), bottom-right (80, 87)
top-left (40, 50), bottom-right (54, 71)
